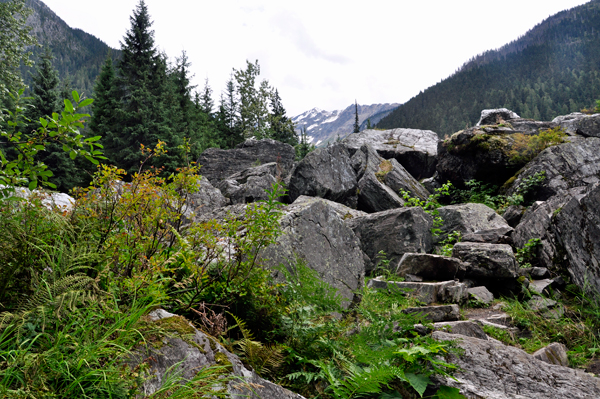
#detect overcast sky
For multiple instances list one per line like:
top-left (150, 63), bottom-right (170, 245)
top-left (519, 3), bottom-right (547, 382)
top-left (42, 0), bottom-right (590, 116)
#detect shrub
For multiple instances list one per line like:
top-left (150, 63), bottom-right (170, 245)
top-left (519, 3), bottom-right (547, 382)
top-left (508, 127), bottom-right (568, 164)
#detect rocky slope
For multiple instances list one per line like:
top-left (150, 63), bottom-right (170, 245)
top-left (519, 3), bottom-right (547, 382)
top-left (292, 103), bottom-right (399, 147)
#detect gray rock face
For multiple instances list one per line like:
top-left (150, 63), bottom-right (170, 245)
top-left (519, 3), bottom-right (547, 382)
top-left (432, 321), bottom-right (488, 340)
top-left (347, 207), bottom-right (433, 272)
top-left (403, 304), bottom-right (460, 322)
top-left (261, 198), bottom-right (365, 307)
top-left (197, 139), bottom-right (295, 184)
top-left (395, 253), bottom-right (466, 281)
top-left (476, 108), bottom-right (520, 126)
top-left (533, 342), bottom-right (569, 367)
top-left (452, 242), bottom-right (518, 280)
top-left (342, 128), bottom-right (439, 179)
top-left (502, 204), bottom-right (526, 227)
top-left (553, 112), bottom-right (600, 138)
top-left (131, 309), bottom-right (305, 399)
top-left (216, 162), bottom-right (280, 204)
top-left (462, 227), bottom-right (514, 245)
top-left (182, 177), bottom-right (229, 222)
top-left (367, 278), bottom-right (468, 305)
top-left (554, 183), bottom-right (600, 294)
top-left (287, 143), bottom-right (358, 207)
top-left (512, 187), bottom-right (586, 272)
top-left (432, 331), bottom-right (600, 399)
top-left (468, 286), bottom-right (494, 305)
top-left (291, 195), bottom-right (367, 220)
top-left (437, 203), bottom-right (512, 241)
top-left (506, 137), bottom-right (600, 201)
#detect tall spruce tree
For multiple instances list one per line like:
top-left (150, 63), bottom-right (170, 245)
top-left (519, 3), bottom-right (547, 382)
top-left (269, 89), bottom-right (297, 146)
top-left (28, 48), bottom-right (82, 191)
top-left (353, 100), bottom-right (360, 133)
top-left (215, 76), bottom-right (243, 149)
top-left (107, 0), bottom-right (182, 175)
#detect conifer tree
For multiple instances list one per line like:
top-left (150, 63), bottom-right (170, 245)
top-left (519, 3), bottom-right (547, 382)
top-left (353, 100), bottom-right (360, 133)
top-left (90, 55), bottom-right (118, 138)
top-left (199, 78), bottom-right (214, 116)
top-left (215, 76), bottom-right (243, 149)
top-left (269, 89), bottom-right (297, 146)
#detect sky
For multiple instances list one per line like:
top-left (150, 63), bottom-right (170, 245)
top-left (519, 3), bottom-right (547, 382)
top-left (42, 0), bottom-right (591, 116)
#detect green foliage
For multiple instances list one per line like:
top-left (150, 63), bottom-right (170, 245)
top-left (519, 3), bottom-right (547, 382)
top-left (400, 181), bottom-right (452, 237)
top-left (515, 238), bottom-right (542, 268)
top-left (508, 127), bottom-right (569, 164)
top-left (295, 124), bottom-right (315, 160)
top-left (438, 231), bottom-right (461, 257)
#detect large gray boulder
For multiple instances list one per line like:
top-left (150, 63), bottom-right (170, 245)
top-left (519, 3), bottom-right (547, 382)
top-left (260, 198), bottom-right (365, 307)
top-left (197, 138), bottom-right (295, 184)
top-left (476, 108), bottom-right (520, 126)
top-left (553, 183), bottom-right (600, 294)
top-left (342, 128), bottom-right (439, 179)
top-left (347, 207), bottom-right (433, 272)
top-left (287, 143), bottom-right (358, 207)
top-left (216, 162), bottom-right (280, 204)
top-left (506, 137), bottom-right (600, 202)
top-left (553, 112), bottom-right (600, 138)
top-left (433, 331), bottom-right (600, 399)
top-left (437, 203), bottom-right (512, 241)
top-left (452, 242), bottom-right (519, 280)
top-left (182, 177), bottom-right (229, 222)
top-left (131, 309), bottom-right (305, 399)
top-left (512, 187), bottom-right (587, 272)
top-left (395, 253), bottom-right (466, 281)
top-left (291, 195), bottom-right (367, 220)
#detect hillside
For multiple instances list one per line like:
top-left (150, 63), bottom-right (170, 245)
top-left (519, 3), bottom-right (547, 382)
top-left (378, 0), bottom-right (600, 137)
top-left (292, 103), bottom-right (399, 146)
top-left (12, 0), bottom-right (118, 96)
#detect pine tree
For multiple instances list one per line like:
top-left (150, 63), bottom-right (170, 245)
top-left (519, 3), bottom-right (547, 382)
top-left (90, 55), bottom-right (118, 137)
top-left (199, 78), bottom-right (214, 116)
top-left (215, 76), bottom-right (243, 149)
top-left (108, 0), bottom-right (183, 174)
top-left (27, 48), bottom-right (81, 191)
top-left (353, 100), bottom-right (360, 133)
top-left (268, 89), bottom-right (297, 146)
top-left (234, 60), bottom-right (271, 139)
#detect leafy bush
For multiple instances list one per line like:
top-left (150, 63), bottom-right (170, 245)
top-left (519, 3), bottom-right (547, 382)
top-left (400, 181), bottom-right (452, 237)
top-left (515, 238), bottom-right (542, 268)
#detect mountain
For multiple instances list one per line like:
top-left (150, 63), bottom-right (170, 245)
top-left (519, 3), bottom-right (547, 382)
top-left (12, 0), bottom-right (119, 97)
top-left (377, 0), bottom-right (600, 137)
top-left (292, 103), bottom-right (399, 146)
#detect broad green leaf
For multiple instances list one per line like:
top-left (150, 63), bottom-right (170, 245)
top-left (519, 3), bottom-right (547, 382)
top-left (435, 385), bottom-right (466, 399)
top-left (63, 144), bottom-right (70, 153)
top-left (64, 99), bottom-right (74, 113)
top-left (405, 373), bottom-right (430, 397)
top-left (72, 90), bottom-right (80, 103)
top-left (69, 150), bottom-right (76, 160)
top-left (28, 180), bottom-right (37, 190)
top-left (86, 136), bottom-right (101, 142)
top-left (46, 182), bottom-right (57, 189)
top-left (79, 98), bottom-right (94, 107)
top-left (379, 391), bottom-right (404, 399)
top-left (39, 117), bottom-right (48, 127)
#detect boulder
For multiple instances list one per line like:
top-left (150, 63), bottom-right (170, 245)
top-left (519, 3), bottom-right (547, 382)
top-left (452, 242), bottom-right (518, 280)
top-left (476, 108), bottom-right (520, 126)
top-left (395, 253), bottom-right (466, 281)
top-left (182, 177), bottom-right (229, 222)
top-left (342, 128), bottom-right (439, 179)
top-left (502, 204), bottom-right (526, 227)
top-left (287, 143), bottom-right (358, 207)
top-left (402, 304), bottom-right (460, 322)
top-left (366, 278), bottom-right (468, 305)
top-left (347, 207), bottom-right (433, 272)
top-left (432, 321), bottom-right (488, 340)
top-left (291, 195), bottom-right (367, 220)
top-left (437, 203), bottom-right (512, 241)
top-left (461, 227), bottom-right (513, 245)
top-left (553, 112), bottom-right (600, 138)
top-left (512, 187), bottom-right (586, 272)
top-left (468, 286), bottom-right (494, 306)
top-left (260, 198), bottom-right (365, 308)
top-left (533, 342), bottom-right (569, 367)
top-left (131, 309), bottom-right (305, 399)
top-left (216, 162), bottom-right (280, 204)
top-left (506, 137), bottom-right (600, 202)
top-left (553, 183), bottom-right (600, 294)
top-left (529, 279), bottom-right (554, 295)
top-left (197, 138), bottom-right (295, 184)
top-left (432, 331), bottom-right (600, 399)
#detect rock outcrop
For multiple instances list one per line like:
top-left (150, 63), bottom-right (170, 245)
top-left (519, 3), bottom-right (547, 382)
top-left (216, 162), bottom-right (281, 204)
top-left (342, 128), bottom-right (439, 179)
top-left (452, 242), bottom-right (519, 281)
top-left (347, 207), bottom-right (433, 272)
top-left (433, 331), bottom-right (600, 399)
top-left (287, 143), bottom-right (358, 207)
top-left (553, 112), bottom-right (600, 138)
top-left (197, 138), bottom-right (295, 184)
top-left (131, 309), bottom-right (305, 399)
top-left (437, 203), bottom-right (512, 240)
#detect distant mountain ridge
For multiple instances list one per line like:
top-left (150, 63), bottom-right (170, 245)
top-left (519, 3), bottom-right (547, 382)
top-left (11, 0), bottom-right (119, 96)
top-left (378, 0), bottom-right (600, 137)
top-left (292, 103), bottom-right (399, 146)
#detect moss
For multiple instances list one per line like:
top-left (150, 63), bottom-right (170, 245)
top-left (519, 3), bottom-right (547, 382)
top-left (343, 212), bottom-right (353, 220)
top-left (213, 351), bottom-right (233, 372)
top-left (154, 315), bottom-right (196, 335)
top-left (375, 160), bottom-right (393, 183)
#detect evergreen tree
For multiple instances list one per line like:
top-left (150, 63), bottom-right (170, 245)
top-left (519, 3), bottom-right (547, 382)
top-left (295, 125), bottom-right (314, 160)
top-left (353, 100), bottom-right (360, 133)
top-left (215, 76), bottom-right (243, 149)
top-left (27, 48), bottom-right (81, 191)
top-left (234, 60), bottom-right (271, 139)
top-left (90, 55), bottom-right (118, 137)
top-left (107, 0), bottom-right (183, 174)
top-left (199, 78), bottom-right (214, 116)
top-left (268, 89), bottom-right (297, 146)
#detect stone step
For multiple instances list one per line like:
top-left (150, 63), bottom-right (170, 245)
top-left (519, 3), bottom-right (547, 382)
top-left (402, 304), bottom-right (460, 322)
top-left (367, 277), bottom-right (467, 304)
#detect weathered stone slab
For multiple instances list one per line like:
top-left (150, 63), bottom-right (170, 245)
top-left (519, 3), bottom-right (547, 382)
top-left (468, 286), bottom-right (494, 306)
top-left (533, 342), bottom-right (569, 367)
top-left (395, 253), bottom-right (465, 281)
top-left (366, 278), bottom-right (467, 305)
top-left (452, 242), bottom-right (519, 280)
top-left (432, 321), bottom-right (488, 340)
top-left (403, 304), bottom-right (460, 322)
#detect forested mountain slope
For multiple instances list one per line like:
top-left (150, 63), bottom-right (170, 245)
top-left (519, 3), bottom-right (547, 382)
top-left (378, 0), bottom-right (600, 137)
top-left (8, 0), bottom-right (119, 96)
